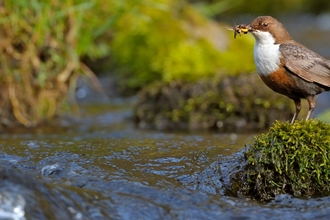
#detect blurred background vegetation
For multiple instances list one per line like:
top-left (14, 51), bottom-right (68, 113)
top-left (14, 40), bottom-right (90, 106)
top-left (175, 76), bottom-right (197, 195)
top-left (1, 0), bottom-right (330, 127)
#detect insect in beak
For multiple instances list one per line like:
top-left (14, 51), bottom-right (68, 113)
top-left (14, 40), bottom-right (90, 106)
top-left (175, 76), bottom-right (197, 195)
top-left (234, 24), bottom-right (249, 38)
top-left (225, 21), bottom-right (249, 38)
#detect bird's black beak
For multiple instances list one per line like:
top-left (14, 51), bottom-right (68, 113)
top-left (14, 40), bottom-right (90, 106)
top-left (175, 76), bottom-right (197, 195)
top-left (247, 25), bottom-right (254, 32)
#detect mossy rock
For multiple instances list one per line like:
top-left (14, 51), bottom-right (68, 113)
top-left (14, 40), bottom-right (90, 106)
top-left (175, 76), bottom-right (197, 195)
top-left (133, 73), bottom-right (292, 131)
top-left (241, 119), bottom-right (330, 200)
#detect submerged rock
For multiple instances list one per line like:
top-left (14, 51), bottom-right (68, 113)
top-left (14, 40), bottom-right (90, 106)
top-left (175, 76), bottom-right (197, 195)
top-left (0, 168), bottom-right (81, 220)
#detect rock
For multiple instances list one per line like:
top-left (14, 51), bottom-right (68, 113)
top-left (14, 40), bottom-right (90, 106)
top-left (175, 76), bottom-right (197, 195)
top-left (133, 73), bottom-right (292, 132)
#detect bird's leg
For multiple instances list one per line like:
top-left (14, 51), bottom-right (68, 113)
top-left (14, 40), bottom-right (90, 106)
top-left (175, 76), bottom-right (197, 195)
top-left (291, 98), bottom-right (301, 123)
top-left (305, 96), bottom-right (315, 120)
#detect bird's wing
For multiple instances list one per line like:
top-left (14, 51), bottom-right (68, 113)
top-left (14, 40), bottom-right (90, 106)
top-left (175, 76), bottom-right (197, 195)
top-left (280, 42), bottom-right (330, 87)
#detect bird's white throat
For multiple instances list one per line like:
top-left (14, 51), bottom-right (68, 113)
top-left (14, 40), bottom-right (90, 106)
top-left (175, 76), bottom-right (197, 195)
top-left (252, 31), bottom-right (281, 76)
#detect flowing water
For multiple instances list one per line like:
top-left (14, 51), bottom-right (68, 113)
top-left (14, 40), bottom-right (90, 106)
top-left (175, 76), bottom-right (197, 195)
top-left (1, 99), bottom-right (330, 220)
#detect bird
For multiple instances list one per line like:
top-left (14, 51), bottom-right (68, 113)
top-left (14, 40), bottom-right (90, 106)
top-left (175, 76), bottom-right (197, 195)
top-left (237, 16), bottom-right (330, 123)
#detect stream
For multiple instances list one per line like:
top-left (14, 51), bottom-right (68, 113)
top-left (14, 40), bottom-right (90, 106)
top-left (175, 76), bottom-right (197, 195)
top-left (1, 98), bottom-right (330, 220)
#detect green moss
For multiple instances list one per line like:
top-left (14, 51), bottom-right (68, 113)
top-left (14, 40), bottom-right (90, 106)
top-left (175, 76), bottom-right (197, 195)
top-left (244, 119), bottom-right (330, 200)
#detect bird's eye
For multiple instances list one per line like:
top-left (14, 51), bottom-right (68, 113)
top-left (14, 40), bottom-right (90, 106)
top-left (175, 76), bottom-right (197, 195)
top-left (262, 22), bottom-right (268, 27)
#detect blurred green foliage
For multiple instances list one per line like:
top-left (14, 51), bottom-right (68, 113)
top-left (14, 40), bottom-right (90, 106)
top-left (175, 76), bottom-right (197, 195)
top-left (0, 0), bottom-right (113, 126)
top-left (109, 0), bottom-right (255, 91)
top-left (2, 0), bottom-right (255, 126)
top-left (316, 109), bottom-right (330, 122)
top-left (190, 0), bottom-right (330, 17)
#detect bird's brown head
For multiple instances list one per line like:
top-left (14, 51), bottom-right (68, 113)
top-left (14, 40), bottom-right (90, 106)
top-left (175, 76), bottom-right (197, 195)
top-left (247, 16), bottom-right (292, 44)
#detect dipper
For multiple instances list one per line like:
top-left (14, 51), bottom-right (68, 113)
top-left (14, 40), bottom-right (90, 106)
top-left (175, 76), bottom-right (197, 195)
top-left (237, 16), bottom-right (330, 123)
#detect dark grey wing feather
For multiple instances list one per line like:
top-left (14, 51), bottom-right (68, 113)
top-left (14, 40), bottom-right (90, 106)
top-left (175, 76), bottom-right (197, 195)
top-left (280, 42), bottom-right (330, 87)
